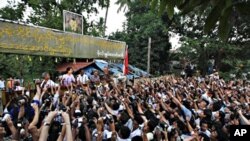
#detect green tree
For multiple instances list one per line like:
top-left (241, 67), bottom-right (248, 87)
top-left (110, 0), bottom-right (171, 74)
top-left (0, 1), bottom-right (25, 21)
top-left (168, 6), bottom-right (250, 76)
top-left (115, 0), bottom-right (131, 12)
top-left (0, 54), bottom-right (58, 83)
top-left (146, 0), bottom-right (250, 41)
top-left (0, 0), bottom-right (107, 36)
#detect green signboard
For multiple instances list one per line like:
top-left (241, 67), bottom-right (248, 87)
top-left (0, 20), bottom-right (126, 59)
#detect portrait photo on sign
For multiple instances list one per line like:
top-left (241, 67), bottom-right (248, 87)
top-left (63, 10), bottom-right (83, 34)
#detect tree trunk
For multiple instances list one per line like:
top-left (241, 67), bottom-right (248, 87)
top-left (103, 1), bottom-right (110, 37)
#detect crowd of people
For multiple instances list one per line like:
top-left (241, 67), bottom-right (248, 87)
top-left (0, 67), bottom-right (249, 141)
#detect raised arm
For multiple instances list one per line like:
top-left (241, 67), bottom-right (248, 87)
top-left (28, 104), bottom-right (40, 141)
top-left (124, 101), bottom-right (134, 119)
top-left (137, 102), bottom-right (148, 122)
top-left (6, 117), bottom-right (18, 140)
top-left (57, 125), bottom-right (66, 141)
top-left (104, 103), bottom-right (115, 115)
top-left (39, 111), bottom-right (58, 141)
top-left (83, 116), bottom-right (91, 141)
top-left (167, 91), bottom-right (182, 108)
top-left (238, 109), bottom-right (250, 125)
top-left (61, 112), bottom-right (73, 141)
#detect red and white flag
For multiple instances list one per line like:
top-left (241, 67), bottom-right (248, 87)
top-left (123, 46), bottom-right (129, 75)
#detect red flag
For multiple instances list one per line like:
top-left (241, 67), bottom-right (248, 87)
top-left (123, 46), bottom-right (129, 75)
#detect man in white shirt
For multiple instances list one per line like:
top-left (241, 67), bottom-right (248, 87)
top-left (130, 115), bottom-right (144, 138)
top-left (40, 72), bottom-right (58, 89)
top-left (200, 121), bottom-right (211, 138)
top-left (201, 90), bottom-right (213, 105)
top-left (77, 69), bottom-right (89, 86)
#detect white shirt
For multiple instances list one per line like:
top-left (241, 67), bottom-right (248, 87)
top-left (40, 80), bottom-right (58, 88)
top-left (62, 74), bottom-right (75, 86)
top-left (0, 80), bottom-right (4, 89)
top-left (15, 86), bottom-right (24, 91)
top-left (124, 118), bottom-right (133, 132)
top-left (130, 128), bottom-right (142, 138)
top-left (201, 93), bottom-right (213, 104)
top-left (77, 74), bottom-right (89, 85)
top-left (200, 129), bottom-right (211, 137)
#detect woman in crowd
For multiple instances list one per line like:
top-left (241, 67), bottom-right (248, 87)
top-left (61, 67), bottom-right (76, 91)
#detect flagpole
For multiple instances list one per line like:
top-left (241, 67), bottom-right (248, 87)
top-left (123, 45), bottom-right (128, 85)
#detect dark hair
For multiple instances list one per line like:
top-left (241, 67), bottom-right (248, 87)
top-left (132, 136), bottom-right (143, 141)
top-left (134, 114), bottom-right (144, 125)
top-left (66, 67), bottom-right (72, 73)
top-left (183, 100), bottom-right (191, 110)
top-left (203, 109), bottom-right (212, 120)
top-left (199, 133), bottom-right (210, 141)
top-left (120, 112), bottom-right (130, 124)
top-left (78, 124), bottom-right (86, 140)
top-left (201, 118), bottom-right (207, 125)
top-left (216, 127), bottom-right (229, 141)
top-left (48, 121), bottom-right (61, 141)
top-left (119, 126), bottom-right (131, 139)
top-left (202, 99), bottom-right (209, 106)
top-left (213, 101), bottom-right (223, 111)
top-left (87, 96), bottom-right (93, 105)
top-left (112, 102), bottom-right (120, 111)
top-left (169, 128), bottom-right (178, 139)
top-left (147, 120), bottom-right (158, 132)
top-left (218, 111), bottom-right (225, 125)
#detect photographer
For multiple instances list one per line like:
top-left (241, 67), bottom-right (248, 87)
top-left (39, 111), bottom-right (72, 141)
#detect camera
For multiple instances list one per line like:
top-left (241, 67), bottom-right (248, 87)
top-left (58, 104), bottom-right (67, 112)
top-left (41, 109), bottom-right (50, 116)
top-left (54, 112), bottom-right (63, 123)
top-left (17, 121), bottom-right (23, 129)
top-left (74, 110), bottom-right (82, 118)
top-left (76, 88), bottom-right (85, 95)
top-left (44, 96), bottom-right (53, 106)
top-left (103, 114), bottom-right (114, 124)
top-left (72, 117), bottom-right (83, 128)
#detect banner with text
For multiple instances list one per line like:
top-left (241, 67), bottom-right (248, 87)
top-left (0, 21), bottom-right (126, 59)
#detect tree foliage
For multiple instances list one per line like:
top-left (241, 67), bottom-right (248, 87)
top-left (0, 54), bottom-right (58, 82)
top-left (0, 0), bottom-right (107, 36)
top-left (110, 1), bottom-right (171, 75)
top-left (144, 0), bottom-right (250, 41)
